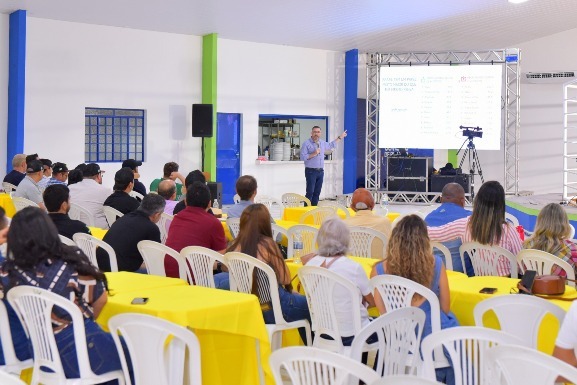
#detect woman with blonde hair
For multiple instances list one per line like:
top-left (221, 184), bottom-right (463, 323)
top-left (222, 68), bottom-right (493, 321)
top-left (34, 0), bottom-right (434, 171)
top-left (523, 203), bottom-right (577, 275)
top-left (371, 214), bottom-right (458, 384)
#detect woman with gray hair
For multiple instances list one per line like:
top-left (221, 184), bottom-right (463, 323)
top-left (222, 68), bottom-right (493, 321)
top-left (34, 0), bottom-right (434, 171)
top-left (303, 217), bottom-right (375, 346)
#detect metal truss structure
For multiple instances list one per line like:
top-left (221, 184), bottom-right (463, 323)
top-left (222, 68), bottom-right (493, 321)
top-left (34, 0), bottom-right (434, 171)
top-left (365, 49), bottom-right (521, 200)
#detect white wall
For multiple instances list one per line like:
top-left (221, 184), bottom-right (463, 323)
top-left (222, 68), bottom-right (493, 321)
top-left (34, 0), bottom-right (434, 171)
top-left (23, 18), bottom-right (203, 189)
top-left (0, 14), bottom-right (9, 176)
top-left (218, 39), bottom-right (345, 199)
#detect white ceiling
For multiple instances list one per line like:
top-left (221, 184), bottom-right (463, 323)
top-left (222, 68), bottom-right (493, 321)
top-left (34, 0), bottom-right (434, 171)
top-left (1, 0), bottom-right (576, 52)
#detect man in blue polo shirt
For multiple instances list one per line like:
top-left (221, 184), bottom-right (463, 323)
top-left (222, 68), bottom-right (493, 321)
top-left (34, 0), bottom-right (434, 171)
top-left (425, 183), bottom-right (472, 274)
top-left (300, 126), bottom-right (347, 206)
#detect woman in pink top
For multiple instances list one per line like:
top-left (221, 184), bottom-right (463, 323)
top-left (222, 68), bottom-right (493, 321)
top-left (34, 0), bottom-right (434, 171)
top-left (427, 181), bottom-right (522, 276)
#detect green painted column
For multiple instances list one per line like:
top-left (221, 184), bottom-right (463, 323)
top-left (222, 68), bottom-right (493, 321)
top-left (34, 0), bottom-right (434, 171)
top-left (202, 33), bottom-right (217, 179)
top-left (448, 149), bottom-right (458, 167)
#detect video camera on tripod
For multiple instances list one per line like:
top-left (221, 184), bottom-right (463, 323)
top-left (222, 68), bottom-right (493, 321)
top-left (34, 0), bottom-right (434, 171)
top-left (460, 125), bottom-right (483, 139)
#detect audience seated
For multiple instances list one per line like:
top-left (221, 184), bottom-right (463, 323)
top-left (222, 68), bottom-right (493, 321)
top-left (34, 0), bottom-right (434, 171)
top-left (67, 164), bottom-right (86, 186)
top-left (98, 193), bottom-right (163, 272)
top-left (25, 153), bottom-right (39, 164)
top-left (173, 170), bottom-right (206, 215)
top-left (68, 163), bottom-right (111, 229)
top-left (149, 162), bottom-right (185, 200)
top-left (122, 159), bottom-right (146, 196)
top-left (342, 187), bottom-right (391, 259)
top-left (157, 179), bottom-right (178, 215)
top-left (226, 175), bottom-right (257, 218)
top-left (523, 203), bottom-right (577, 276)
top-left (229, 203), bottom-right (310, 343)
top-left (103, 167), bottom-right (140, 215)
top-left (37, 158), bottom-right (53, 190)
top-left (44, 184), bottom-right (91, 239)
top-left (303, 217), bottom-right (374, 346)
top-left (425, 183), bottom-right (472, 274)
top-left (371, 214), bottom-right (459, 384)
top-left (2, 154), bottom-right (26, 186)
top-left (1, 207), bottom-right (127, 378)
top-left (165, 182), bottom-right (228, 288)
top-left (46, 162), bottom-right (69, 187)
top-left (13, 159), bottom-right (46, 210)
top-left (427, 181), bottom-right (522, 277)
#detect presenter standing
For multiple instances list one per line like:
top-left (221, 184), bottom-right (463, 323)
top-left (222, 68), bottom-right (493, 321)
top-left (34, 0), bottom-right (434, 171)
top-left (300, 126), bottom-right (347, 206)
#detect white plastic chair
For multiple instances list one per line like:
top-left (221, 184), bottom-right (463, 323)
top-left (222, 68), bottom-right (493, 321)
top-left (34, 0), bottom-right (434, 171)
top-left (486, 344), bottom-right (577, 385)
top-left (233, 194), bottom-right (241, 204)
top-left (0, 301), bottom-right (33, 374)
top-left (0, 371), bottom-right (27, 385)
top-left (298, 266), bottom-right (365, 354)
top-left (473, 294), bottom-right (565, 349)
top-left (225, 252), bottom-right (311, 350)
top-left (271, 223), bottom-right (288, 246)
top-left (180, 246), bottom-right (227, 288)
top-left (517, 249), bottom-right (576, 287)
top-left (318, 201), bottom-right (351, 218)
top-left (2, 182), bottom-right (17, 194)
top-left (335, 194), bottom-right (353, 208)
top-left (298, 206), bottom-right (336, 225)
top-left (421, 326), bottom-right (525, 385)
top-left (504, 212), bottom-right (519, 227)
top-left (136, 240), bottom-right (187, 280)
top-left (108, 313), bottom-right (201, 385)
top-left (282, 193), bottom-right (311, 208)
top-left (102, 206), bottom-right (124, 228)
top-left (370, 376), bottom-right (444, 385)
top-left (571, 223), bottom-right (576, 240)
top-left (459, 242), bottom-right (518, 278)
top-left (58, 234), bottom-right (77, 247)
top-left (287, 225), bottom-right (318, 259)
top-left (269, 346), bottom-right (380, 385)
top-left (12, 196), bottom-right (39, 212)
top-left (157, 213), bottom-right (173, 244)
top-left (73, 233), bottom-right (119, 272)
top-left (128, 191), bottom-right (144, 201)
top-left (391, 212), bottom-right (426, 228)
top-left (369, 275), bottom-right (449, 370)
top-left (226, 217), bottom-right (241, 239)
top-left (350, 307), bottom-right (425, 376)
top-left (348, 226), bottom-right (388, 259)
top-left (7, 286), bottom-right (125, 385)
top-left (68, 203), bottom-right (96, 227)
top-left (254, 195), bottom-right (285, 219)
top-left (431, 241), bottom-right (454, 271)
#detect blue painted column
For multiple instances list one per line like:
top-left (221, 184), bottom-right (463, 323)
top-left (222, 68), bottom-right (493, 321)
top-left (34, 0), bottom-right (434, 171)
top-left (343, 49), bottom-right (359, 193)
top-left (6, 10), bottom-right (26, 173)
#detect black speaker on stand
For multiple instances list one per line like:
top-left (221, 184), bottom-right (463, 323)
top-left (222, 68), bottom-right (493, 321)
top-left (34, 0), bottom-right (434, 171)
top-left (193, 103), bottom-right (214, 172)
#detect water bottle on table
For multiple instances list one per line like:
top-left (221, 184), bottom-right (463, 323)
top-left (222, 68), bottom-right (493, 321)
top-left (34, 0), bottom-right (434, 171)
top-left (380, 193), bottom-right (390, 216)
top-left (293, 233), bottom-right (303, 264)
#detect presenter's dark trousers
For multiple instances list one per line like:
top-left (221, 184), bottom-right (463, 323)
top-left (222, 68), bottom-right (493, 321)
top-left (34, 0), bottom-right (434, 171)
top-left (305, 167), bottom-right (324, 206)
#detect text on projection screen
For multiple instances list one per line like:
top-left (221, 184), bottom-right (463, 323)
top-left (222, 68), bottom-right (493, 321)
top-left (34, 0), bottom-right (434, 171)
top-left (378, 65), bottom-right (502, 150)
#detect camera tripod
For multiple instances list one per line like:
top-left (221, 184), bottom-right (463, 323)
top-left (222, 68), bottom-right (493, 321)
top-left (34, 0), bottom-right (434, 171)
top-left (457, 135), bottom-right (484, 200)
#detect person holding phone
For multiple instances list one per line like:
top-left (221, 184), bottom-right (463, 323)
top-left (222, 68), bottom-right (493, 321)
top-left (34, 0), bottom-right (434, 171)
top-left (300, 126), bottom-right (347, 206)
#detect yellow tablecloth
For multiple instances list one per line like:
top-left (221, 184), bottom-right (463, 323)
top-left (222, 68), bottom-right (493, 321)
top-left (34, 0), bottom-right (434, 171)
top-left (98, 272), bottom-right (273, 385)
top-left (88, 227), bottom-right (107, 240)
top-left (0, 193), bottom-right (16, 218)
top-left (449, 276), bottom-right (574, 353)
top-left (282, 206), bottom-right (400, 224)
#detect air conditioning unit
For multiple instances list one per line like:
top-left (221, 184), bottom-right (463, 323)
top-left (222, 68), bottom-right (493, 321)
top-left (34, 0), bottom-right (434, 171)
top-left (523, 71), bottom-right (576, 84)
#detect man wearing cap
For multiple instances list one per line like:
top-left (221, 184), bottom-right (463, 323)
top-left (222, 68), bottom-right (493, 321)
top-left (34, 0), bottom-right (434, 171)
top-left (37, 159), bottom-right (53, 191)
top-left (68, 163), bottom-right (111, 229)
top-left (3, 154), bottom-right (27, 186)
top-left (342, 188), bottom-right (391, 259)
top-left (103, 167), bottom-right (140, 215)
top-left (300, 126), bottom-right (347, 206)
top-left (46, 162), bottom-right (69, 187)
top-left (122, 159), bottom-right (146, 197)
top-left (425, 182), bottom-right (472, 274)
top-left (13, 160), bottom-right (46, 210)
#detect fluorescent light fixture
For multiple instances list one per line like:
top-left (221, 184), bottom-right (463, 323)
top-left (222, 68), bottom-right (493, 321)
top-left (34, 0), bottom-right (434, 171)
top-left (509, 0), bottom-right (529, 3)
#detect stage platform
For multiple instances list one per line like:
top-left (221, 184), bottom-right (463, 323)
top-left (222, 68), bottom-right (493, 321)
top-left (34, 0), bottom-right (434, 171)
top-left (506, 193), bottom-right (577, 233)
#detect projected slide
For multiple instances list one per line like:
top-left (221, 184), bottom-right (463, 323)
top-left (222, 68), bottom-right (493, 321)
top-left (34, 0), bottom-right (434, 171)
top-left (378, 65), bottom-right (502, 150)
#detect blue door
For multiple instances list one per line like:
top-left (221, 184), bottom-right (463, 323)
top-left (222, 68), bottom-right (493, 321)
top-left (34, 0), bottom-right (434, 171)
top-left (216, 113), bottom-right (241, 204)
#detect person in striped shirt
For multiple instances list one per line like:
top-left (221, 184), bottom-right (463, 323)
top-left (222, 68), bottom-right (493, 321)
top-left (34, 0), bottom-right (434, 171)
top-left (427, 181), bottom-right (523, 276)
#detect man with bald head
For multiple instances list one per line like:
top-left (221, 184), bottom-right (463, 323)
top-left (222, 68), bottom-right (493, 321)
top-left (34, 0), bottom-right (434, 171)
top-left (342, 188), bottom-right (392, 259)
top-left (425, 182), bottom-right (472, 274)
top-left (157, 179), bottom-right (178, 215)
